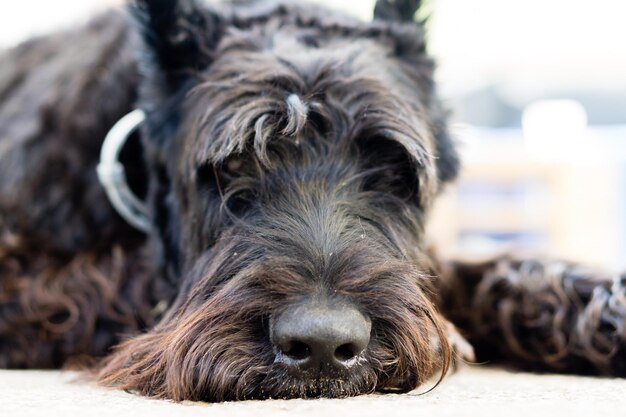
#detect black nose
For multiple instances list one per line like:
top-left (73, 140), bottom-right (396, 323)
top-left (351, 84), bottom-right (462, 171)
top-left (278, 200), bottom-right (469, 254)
top-left (270, 300), bottom-right (371, 377)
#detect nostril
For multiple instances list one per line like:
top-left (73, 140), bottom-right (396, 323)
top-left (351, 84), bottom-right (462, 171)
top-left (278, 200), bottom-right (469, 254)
top-left (281, 341), bottom-right (311, 361)
top-left (271, 300), bottom-right (371, 372)
top-left (334, 343), bottom-right (359, 362)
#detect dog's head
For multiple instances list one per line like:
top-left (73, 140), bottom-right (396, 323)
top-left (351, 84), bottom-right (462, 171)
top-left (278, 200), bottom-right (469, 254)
top-left (98, 0), bottom-right (460, 401)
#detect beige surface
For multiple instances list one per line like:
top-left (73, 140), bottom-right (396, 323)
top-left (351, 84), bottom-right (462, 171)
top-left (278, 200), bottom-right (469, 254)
top-left (1, 367), bottom-right (624, 417)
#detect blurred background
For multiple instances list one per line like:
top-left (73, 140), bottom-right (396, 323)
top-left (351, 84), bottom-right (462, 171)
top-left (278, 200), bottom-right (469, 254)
top-left (1, 0), bottom-right (625, 269)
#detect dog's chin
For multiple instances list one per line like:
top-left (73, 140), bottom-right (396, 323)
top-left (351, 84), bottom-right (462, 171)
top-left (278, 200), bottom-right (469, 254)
top-left (256, 363), bottom-right (378, 400)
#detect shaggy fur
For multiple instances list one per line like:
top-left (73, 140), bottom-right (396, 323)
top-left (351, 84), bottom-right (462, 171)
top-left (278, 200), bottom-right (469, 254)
top-left (0, 0), bottom-right (624, 402)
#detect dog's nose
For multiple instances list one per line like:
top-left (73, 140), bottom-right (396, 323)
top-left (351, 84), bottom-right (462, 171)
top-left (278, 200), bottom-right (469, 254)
top-left (271, 300), bottom-right (371, 376)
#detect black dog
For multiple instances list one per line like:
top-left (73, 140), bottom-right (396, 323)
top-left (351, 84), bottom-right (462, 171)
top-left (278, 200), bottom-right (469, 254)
top-left (0, 0), bottom-right (624, 402)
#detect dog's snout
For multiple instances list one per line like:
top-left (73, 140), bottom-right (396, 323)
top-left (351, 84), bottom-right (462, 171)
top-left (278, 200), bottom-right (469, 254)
top-left (271, 301), bottom-right (371, 376)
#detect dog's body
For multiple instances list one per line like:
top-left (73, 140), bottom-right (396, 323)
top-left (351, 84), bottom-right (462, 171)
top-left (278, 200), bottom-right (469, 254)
top-left (1, 0), bottom-right (625, 402)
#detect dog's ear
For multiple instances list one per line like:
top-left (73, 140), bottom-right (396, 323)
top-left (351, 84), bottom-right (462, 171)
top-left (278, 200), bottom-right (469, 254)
top-left (431, 107), bottom-right (460, 185)
top-left (373, 0), bottom-right (460, 186)
top-left (374, 0), bottom-right (421, 23)
top-left (132, 0), bottom-right (224, 86)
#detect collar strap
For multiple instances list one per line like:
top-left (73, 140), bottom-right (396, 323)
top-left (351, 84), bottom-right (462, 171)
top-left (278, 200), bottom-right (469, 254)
top-left (97, 109), bottom-right (151, 233)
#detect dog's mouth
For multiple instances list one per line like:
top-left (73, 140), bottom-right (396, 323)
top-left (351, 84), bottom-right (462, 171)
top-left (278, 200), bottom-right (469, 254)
top-left (243, 322), bottom-right (420, 400)
top-left (256, 360), bottom-right (379, 399)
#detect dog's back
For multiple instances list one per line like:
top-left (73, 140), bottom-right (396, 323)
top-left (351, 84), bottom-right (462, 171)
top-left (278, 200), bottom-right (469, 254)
top-left (0, 10), bottom-right (158, 369)
top-left (0, 11), bottom-right (139, 254)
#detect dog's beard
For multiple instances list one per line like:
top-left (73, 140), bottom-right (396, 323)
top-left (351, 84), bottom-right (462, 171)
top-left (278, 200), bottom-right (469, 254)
top-left (258, 360), bottom-right (377, 399)
top-left (95, 234), bottom-right (451, 401)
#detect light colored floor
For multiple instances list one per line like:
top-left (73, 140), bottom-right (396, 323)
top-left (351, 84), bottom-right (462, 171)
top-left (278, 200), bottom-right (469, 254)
top-left (1, 367), bottom-right (624, 417)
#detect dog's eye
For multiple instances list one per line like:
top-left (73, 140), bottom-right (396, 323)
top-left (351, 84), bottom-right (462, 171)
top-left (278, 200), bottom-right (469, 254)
top-left (196, 158), bottom-right (243, 188)
top-left (226, 158), bottom-right (243, 174)
top-left (195, 161), bottom-right (252, 217)
top-left (358, 137), bottom-right (419, 201)
top-left (195, 164), bottom-right (218, 189)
